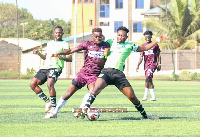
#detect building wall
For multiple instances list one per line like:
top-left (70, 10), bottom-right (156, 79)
top-left (0, 41), bottom-right (21, 73)
top-left (71, 0), bottom-right (96, 36)
top-left (126, 47), bottom-right (200, 77)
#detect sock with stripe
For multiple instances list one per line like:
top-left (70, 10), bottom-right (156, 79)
top-left (50, 96), bottom-right (56, 108)
top-left (134, 101), bottom-right (147, 118)
top-left (36, 90), bottom-right (49, 103)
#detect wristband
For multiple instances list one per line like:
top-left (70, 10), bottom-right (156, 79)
top-left (156, 37), bottom-right (160, 42)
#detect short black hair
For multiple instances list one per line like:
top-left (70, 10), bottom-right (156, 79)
top-left (117, 26), bottom-right (129, 33)
top-left (92, 28), bottom-right (102, 33)
top-left (143, 30), bottom-right (153, 36)
top-left (55, 26), bottom-right (63, 31)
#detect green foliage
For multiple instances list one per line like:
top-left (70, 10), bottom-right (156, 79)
top-left (0, 3), bottom-right (71, 39)
top-left (143, 0), bottom-right (200, 49)
top-left (0, 69), bottom-right (18, 78)
top-left (171, 71), bottom-right (179, 80)
top-left (181, 69), bottom-right (191, 74)
top-left (190, 72), bottom-right (198, 80)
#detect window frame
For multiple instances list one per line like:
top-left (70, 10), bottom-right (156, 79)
top-left (114, 21), bottom-right (123, 32)
top-left (133, 21), bottom-right (143, 32)
top-left (115, 0), bottom-right (123, 9)
top-left (136, 0), bottom-right (144, 9)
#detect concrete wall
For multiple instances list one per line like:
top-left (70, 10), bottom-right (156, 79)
top-left (0, 41), bottom-right (21, 72)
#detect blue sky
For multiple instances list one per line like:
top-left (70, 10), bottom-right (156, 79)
top-left (2, 0), bottom-right (72, 22)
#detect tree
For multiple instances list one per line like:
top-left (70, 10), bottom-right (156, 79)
top-left (0, 3), bottom-right (71, 39)
top-left (143, 0), bottom-right (200, 49)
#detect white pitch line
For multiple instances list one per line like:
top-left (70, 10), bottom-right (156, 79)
top-left (0, 108), bottom-right (42, 109)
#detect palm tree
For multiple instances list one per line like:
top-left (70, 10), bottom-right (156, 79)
top-left (142, 0), bottom-right (200, 49)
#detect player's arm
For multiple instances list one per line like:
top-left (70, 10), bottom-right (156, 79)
top-left (136, 54), bottom-right (143, 72)
top-left (138, 35), bottom-right (166, 52)
top-left (33, 49), bottom-right (46, 60)
top-left (157, 52), bottom-right (161, 71)
top-left (56, 55), bottom-right (72, 62)
top-left (104, 48), bottom-right (110, 59)
top-left (52, 47), bottom-right (80, 57)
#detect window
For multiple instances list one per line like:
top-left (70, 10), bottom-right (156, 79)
top-left (116, 0), bottom-right (123, 9)
top-left (79, 0), bottom-right (82, 3)
top-left (100, 22), bottom-right (110, 26)
top-left (114, 21), bottom-right (123, 32)
top-left (90, 0), bottom-right (94, 3)
top-left (85, 0), bottom-right (88, 3)
top-left (136, 0), bottom-right (144, 8)
top-left (100, 0), bottom-right (110, 17)
top-left (133, 22), bottom-right (143, 32)
top-left (89, 19), bottom-right (93, 26)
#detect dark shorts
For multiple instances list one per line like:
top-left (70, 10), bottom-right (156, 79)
top-left (34, 68), bottom-right (62, 85)
top-left (145, 67), bottom-right (156, 79)
top-left (98, 68), bottom-right (131, 90)
top-left (72, 72), bottom-right (98, 89)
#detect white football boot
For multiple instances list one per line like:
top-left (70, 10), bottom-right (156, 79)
top-left (45, 101), bottom-right (52, 113)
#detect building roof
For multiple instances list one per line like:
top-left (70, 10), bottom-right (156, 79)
top-left (141, 7), bottom-right (162, 15)
top-left (0, 38), bottom-right (43, 51)
top-left (62, 32), bottom-right (92, 41)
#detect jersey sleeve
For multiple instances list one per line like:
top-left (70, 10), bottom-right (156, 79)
top-left (106, 39), bottom-right (114, 47)
top-left (131, 43), bottom-right (140, 52)
top-left (155, 44), bottom-right (161, 53)
top-left (77, 41), bottom-right (87, 50)
top-left (63, 42), bottom-right (70, 50)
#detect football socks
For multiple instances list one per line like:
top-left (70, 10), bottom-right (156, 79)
top-left (85, 93), bottom-right (96, 108)
top-left (54, 96), bottom-right (67, 114)
top-left (135, 101), bottom-right (147, 118)
top-left (36, 90), bottom-right (49, 102)
top-left (79, 93), bottom-right (91, 108)
top-left (50, 96), bottom-right (56, 108)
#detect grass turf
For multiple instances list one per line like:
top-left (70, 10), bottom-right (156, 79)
top-left (0, 79), bottom-right (200, 137)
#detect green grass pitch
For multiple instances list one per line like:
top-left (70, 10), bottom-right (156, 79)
top-left (0, 79), bottom-right (200, 137)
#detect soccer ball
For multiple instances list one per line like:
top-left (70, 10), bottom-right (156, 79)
top-left (86, 108), bottom-right (100, 121)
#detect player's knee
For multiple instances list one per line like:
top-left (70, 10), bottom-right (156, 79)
top-left (145, 78), bottom-right (150, 83)
top-left (30, 81), bottom-right (36, 89)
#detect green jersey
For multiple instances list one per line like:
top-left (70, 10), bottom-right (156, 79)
top-left (104, 39), bottom-right (139, 71)
top-left (41, 40), bottom-right (70, 70)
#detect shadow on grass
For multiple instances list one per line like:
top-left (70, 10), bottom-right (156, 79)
top-left (120, 116), bottom-right (187, 120)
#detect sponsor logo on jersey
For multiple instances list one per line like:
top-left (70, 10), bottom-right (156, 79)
top-left (88, 51), bottom-right (104, 58)
top-left (144, 49), bottom-right (154, 55)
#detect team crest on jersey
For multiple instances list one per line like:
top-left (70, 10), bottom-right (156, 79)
top-left (121, 44), bottom-right (126, 47)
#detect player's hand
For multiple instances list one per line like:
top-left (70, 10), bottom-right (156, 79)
top-left (157, 65), bottom-right (161, 72)
top-left (52, 53), bottom-right (58, 57)
top-left (56, 55), bottom-right (63, 60)
top-left (136, 67), bottom-right (139, 72)
top-left (33, 49), bottom-right (39, 54)
top-left (158, 35), bottom-right (167, 41)
top-left (104, 48), bottom-right (110, 58)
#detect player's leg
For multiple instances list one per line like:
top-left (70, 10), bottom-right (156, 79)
top-left (148, 68), bottom-right (156, 101)
top-left (44, 83), bottom-right (79, 119)
top-left (149, 78), bottom-right (156, 101)
top-left (120, 86), bottom-right (148, 118)
top-left (46, 78), bottom-right (56, 112)
top-left (44, 72), bottom-right (86, 118)
top-left (142, 77), bottom-right (149, 101)
top-left (30, 70), bottom-right (50, 113)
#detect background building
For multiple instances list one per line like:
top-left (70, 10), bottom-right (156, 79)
top-left (71, 0), bottom-right (161, 42)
